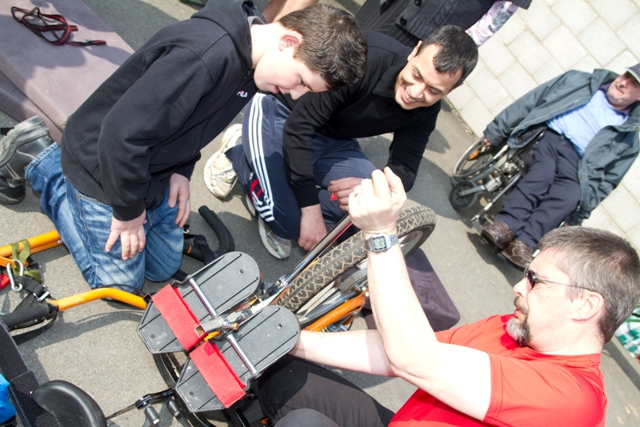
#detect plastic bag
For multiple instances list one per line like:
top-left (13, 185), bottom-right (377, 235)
top-left (0, 373), bottom-right (16, 423)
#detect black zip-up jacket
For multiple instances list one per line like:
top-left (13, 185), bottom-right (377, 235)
top-left (60, 0), bottom-right (259, 221)
top-left (278, 31), bottom-right (440, 208)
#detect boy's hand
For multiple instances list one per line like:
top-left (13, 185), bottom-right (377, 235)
top-left (299, 204), bottom-right (327, 250)
top-left (328, 177), bottom-right (363, 211)
top-left (168, 173), bottom-right (191, 228)
top-left (105, 211), bottom-right (147, 260)
top-left (348, 168), bottom-right (406, 236)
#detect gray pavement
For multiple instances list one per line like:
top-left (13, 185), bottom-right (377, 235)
top-left (1, 1), bottom-right (639, 426)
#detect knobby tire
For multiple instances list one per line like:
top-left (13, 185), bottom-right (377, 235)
top-left (276, 205), bottom-right (436, 312)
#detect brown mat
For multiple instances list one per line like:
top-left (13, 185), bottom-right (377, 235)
top-left (0, 0), bottom-right (133, 137)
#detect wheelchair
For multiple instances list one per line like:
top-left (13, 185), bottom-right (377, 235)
top-left (1, 204), bottom-right (436, 427)
top-left (448, 128), bottom-right (545, 234)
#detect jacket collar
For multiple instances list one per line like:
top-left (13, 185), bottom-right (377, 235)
top-left (372, 57), bottom-right (405, 98)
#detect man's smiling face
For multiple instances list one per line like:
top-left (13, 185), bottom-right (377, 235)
top-left (394, 43), bottom-right (462, 110)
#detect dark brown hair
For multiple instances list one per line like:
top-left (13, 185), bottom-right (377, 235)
top-left (279, 4), bottom-right (368, 91)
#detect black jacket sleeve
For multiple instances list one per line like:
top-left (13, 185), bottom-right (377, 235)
top-left (98, 47), bottom-right (214, 221)
top-left (387, 102), bottom-right (440, 190)
top-left (282, 83), bottom-right (363, 208)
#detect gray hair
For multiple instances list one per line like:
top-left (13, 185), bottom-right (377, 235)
top-left (537, 227), bottom-right (640, 343)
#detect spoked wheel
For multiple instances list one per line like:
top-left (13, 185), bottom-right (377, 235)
top-left (449, 180), bottom-right (479, 210)
top-left (452, 138), bottom-right (501, 183)
top-left (275, 205), bottom-right (436, 329)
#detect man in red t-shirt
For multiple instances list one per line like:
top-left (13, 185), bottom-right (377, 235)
top-left (255, 168), bottom-right (640, 427)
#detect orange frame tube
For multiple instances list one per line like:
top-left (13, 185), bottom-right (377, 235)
top-left (305, 293), bottom-right (366, 332)
top-left (0, 231), bottom-right (63, 267)
top-left (52, 288), bottom-right (147, 311)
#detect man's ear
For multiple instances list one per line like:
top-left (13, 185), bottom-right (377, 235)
top-left (572, 291), bottom-right (605, 322)
top-left (407, 41), bottom-right (422, 62)
top-left (280, 31), bottom-right (303, 50)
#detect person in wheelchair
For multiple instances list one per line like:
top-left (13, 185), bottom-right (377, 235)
top-left (481, 63), bottom-right (640, 269)
top-left (254, 168), bottom-right (640, 427)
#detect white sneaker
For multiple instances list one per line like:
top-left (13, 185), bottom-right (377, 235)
top-left (204, 124), bottom-right (242, 198)
top-left (258, 217), bottom-right (292, 260)
top-left (244, 193), bottom-right (256, 217)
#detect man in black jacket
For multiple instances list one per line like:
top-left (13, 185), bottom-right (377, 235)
top-left (0, 1), bottom-right (367, 290)
top-left (208, 26), bottom-right (477, 259)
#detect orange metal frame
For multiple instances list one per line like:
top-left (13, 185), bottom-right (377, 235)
top-left (0, 231), bottom-right (63, 268)
top-left (305, 292), bottom-right (366, 332)
top-left (1, 231), bottom-right (363, 329)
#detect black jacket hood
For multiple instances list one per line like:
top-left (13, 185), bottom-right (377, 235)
top-left (192, 0), bottom-right (261, 68)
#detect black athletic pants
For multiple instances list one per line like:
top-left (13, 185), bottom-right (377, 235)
top-left (255, 356), bottom-right (395, 427)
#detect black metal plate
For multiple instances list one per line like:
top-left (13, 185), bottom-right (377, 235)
top-left (176, 305), bottom-right (300, 412)
top-left (138, 252), bottom-right (261, 354)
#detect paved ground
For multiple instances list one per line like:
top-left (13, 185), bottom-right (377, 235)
top-left (1, 1), bottom-right (639, 426)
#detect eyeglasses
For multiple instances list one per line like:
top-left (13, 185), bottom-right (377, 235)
top-left (524, 268), bottom-right (593, 292)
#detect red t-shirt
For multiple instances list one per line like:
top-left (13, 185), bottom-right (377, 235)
top-left (390, 315), bottom-right (606, 427)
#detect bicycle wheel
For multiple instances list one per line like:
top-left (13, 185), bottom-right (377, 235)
top-left (275, 205), bottom-right (436, 314)
top-left (452, 139), bottom-right (500, 182)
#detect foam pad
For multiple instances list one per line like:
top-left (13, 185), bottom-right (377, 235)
top-left (0, 0), bottom-right (133, 137)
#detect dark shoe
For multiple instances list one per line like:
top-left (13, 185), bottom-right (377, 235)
top-left (0, 116), bottom-right (54, 179)
top-left (0, 177), bottom-right (26, 204)
top-left (481, 220), bottom-right (515, 249)
top-left (502, 239), bottom-right (533, 269)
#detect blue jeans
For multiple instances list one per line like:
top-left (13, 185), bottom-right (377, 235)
top-left (25, 143), bottom-right (183, 290)
top-left (229, 93), bottom-right (376, 240)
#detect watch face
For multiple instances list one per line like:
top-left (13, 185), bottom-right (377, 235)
top-left (370, 235), bottom-right (387, 251)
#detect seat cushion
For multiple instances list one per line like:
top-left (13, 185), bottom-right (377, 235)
top-left (0, 0), bottom-right (133, 139)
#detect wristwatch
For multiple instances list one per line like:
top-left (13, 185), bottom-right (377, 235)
top-left (365, 233), bottom-right (399, 252)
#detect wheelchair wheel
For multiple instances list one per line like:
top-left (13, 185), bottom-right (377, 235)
top-left (452, 138), bottom-right (500, 182)
top-left (449, 180), bottom-right (478, 210)
top-left (275, 205), bottom-right (436, 320)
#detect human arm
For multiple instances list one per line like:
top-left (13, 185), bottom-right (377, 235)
top-left (281, 85), bottom-right (360, 247)
top-left (465, 1), bottom-right (520, 46)
top-left (168, 173), bottom-right (191, 228)
top-left (570, 132), bottom-right (640, 224)
top-left (348, 168), bottom-right (492, 420)
top-left (484, 71), bottom-right (588, 148)
top-left (386, 104), bottom-right (439, 191)
top-left (261, 0), bottom-right (319, 22)
top-left (290, 329), bottom-right (395, 376)
top-left (298, 204), bottom-right (327, 250)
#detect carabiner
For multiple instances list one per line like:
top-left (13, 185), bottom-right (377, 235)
top-left (7, 259), bottom-right (25, 292)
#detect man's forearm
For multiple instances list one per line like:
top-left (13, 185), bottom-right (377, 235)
top-left (291, 330), bottom-right (395, 376)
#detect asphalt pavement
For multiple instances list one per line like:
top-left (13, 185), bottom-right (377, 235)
top-left (1, 1), bottom-right (639, 426)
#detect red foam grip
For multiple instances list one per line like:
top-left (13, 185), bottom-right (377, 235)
top-left (152, 285), bottom-right (201, 350)
top-left (190, 341), bottom-right (246, 408)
